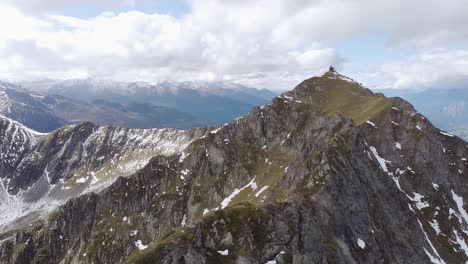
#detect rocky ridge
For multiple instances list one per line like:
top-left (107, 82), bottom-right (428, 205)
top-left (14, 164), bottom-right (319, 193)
top-left (1, 71), bottom-right (468, 263)
top-left (0, 116), bottom-right (205, 234)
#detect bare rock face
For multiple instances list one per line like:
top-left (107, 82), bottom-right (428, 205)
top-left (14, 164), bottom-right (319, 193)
top-left (7, 122), bottom-right (205, 193)
top-left (0, 115), bottom-right (39, 181)
top-left (0, 117), bottom-right (205, 233)
top-left (2, 72), bottom-right (468, 264)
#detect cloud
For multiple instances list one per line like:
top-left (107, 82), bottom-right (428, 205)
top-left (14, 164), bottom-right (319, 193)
top-left (354, 49), bottom-right (468, 90)
top-left (0, 2), bottom-right (342, 90)
top-left (187, 0), bottom-right (468, 48)
top-left (3, 0), bottom-right (135, 15)
top-left (0, 0), bottom-right (467, 91)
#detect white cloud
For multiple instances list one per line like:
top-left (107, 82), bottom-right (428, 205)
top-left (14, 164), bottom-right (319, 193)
top-left (354, 49), bottom-right (468, 89)
top-left (0, 1), bottom-right (342, 90)
top-left (3, 0), bottom-right (135, 15)
top-left (0, 0), bottom-right (467, 91)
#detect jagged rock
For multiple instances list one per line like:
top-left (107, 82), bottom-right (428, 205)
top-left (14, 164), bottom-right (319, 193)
top-left (0, 116), bottom-right (206, 233)
top-left (1, 71), bottom-right (468, 264)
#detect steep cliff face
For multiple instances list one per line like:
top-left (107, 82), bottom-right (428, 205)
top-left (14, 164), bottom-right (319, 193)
top-left (7, 122), bottom-right (205, 193)
top-left (0, 114), bottom-right (42, 180)
top-left (290, 71), bottom-right (468, 263)
top-left (2, 71), bottom-right (468, 264)
top-left (0, 115), bottom-right (45, 232)
top-left (0, 119), bottom-right (205, 233)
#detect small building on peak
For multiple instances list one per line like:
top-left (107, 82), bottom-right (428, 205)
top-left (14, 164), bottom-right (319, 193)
top-left (329, 65), bottom-right (336, 72)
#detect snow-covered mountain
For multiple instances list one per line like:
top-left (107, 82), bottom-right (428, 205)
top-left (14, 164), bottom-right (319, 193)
top-left (0, 116), bottom-right (206, 231)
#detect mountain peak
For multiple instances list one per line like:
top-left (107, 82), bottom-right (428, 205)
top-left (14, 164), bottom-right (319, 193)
top-left (320, 69), bottom-right (356, 82)
top-left (280, 71), bottom-right (396, 126)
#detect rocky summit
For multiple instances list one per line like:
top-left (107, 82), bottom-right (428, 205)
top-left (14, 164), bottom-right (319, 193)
top-left (1, 71), bottom-right (468, 264)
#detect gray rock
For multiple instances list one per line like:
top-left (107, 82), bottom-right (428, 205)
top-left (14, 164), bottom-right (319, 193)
top-left (1, 71), bottom-right (468, 264)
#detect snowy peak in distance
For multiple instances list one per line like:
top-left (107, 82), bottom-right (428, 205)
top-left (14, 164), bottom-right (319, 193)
top-left (48, 78), bottom-right (276, 95)
top-left (41, 78), bottom-right (277, 125)
top-left (0, 80), bottom-right (210, 131)
top-left (57, 78), bottom-right (127, 89)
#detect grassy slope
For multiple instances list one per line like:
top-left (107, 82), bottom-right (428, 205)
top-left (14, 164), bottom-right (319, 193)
top-left (295, 71), bottom-right (396, 125)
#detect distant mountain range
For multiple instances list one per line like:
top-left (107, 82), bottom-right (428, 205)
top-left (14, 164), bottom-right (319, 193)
top-left (44, 79), bottom-right (277, 124)
top-left (0, 81), bottom-right (65, 132)
top-left (6, 78), bottom-right (468, 143)
top-left (1, 80), bottom-right (277, 132)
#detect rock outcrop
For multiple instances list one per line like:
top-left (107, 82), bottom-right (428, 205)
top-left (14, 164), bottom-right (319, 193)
top-left (0, 116), bottom-right (205, 233)
top-left (2, 71), bottom-right (468, 264)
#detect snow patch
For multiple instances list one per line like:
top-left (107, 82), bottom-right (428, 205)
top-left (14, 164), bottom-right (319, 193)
top-left (409, 192), bottom-right (430, 210)
top-left (220, 177), bottom-right (258, 209)
top-left (217, 249), bottom-right (229, 256)
top-left (439, 131), bottom-right (454, 137)
top-left (357, 238), bottom-right (366, 249)
top-left (76, 177), bottom-right (88, 184)
top-left (454, 230), bottom-right (468, 257)
top-left (369, 146), bottom-right (389, 172)
top-left (181, 214), bottom-right (187, 227)
top-left (179, 152), bottom-right (189, 163)
top-left (429, 219), bottom-right (441, 235)
top-left (135, 240), bottom-right (148, 251)
top-left (452, 190), bottom-right (468, 226)
top-left (255, 186), bottom-right (269, 197)
top-left (266, 252), bottom-right (285, 264)
top-left (365, 120), bottom-right (377, 128)
top-left (210, 127), bottom-right (222, 134)
top-left (417, 219), bottom-right (446, 264)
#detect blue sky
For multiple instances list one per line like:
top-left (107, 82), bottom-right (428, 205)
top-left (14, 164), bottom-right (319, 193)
top-left (61, 0), bottom-right (189, 18)
top-left (0, 0), bottom-right (467, 91)
top-left (334, 34), bottom-right (410, 68)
